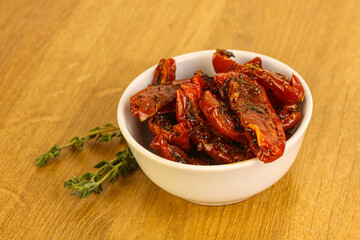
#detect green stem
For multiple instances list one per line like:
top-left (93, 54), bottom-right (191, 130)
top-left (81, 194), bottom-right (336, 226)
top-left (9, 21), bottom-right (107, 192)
top-left (61, 126), bottom-right (119, 149)
top-left (96, 160), bottom-right (126, 185)
top-left (36, 124), bottom-right (122, 167)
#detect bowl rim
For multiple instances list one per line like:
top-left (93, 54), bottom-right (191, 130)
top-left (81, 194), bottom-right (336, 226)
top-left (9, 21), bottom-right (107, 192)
top-left (117, 49), bottom-right (313, 172)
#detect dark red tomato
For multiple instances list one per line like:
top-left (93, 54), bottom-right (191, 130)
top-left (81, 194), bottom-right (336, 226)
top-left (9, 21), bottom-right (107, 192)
top-left (148, 113), bottom-right (191, 152)
top-left (176, 74), bottom-right (249, 164)
top-left (282, 112), bottom-right (301, 132)
top-left (276, 104), bottom-right (301, 132)
top-left (148, 113), bottom-right (177, 136)
top-left (172, 122), bottom-right (191, 152)
top-left (188, 123), bottom-right (250, 164)
top-left (150, 134), bottom-right (215, 165)
top-left (244, 67), bottom-right (305, 106)
top-left (212, 50), bottom-right (238, 73)
top-left (199, 91), bottom-right (246, 142)
top-left (176, 73), bottom-right (205, 123)
top-left (179, 73), bottom-right (204, 111)
top-left (213, 72), bottom-right (233, 102)
top-left (130, 84), bottom-right (179, 121)
top-left (152, 58), bottom-right (176, 85)
top-left (150, 134), bottom-right (190, 163)
top-left (175, 88), bottom-right (189, 124)
top-left (226, 72), bottom-right (286, 163)
top-left (213, 49), bottom-right (305, 106)
top-left (186, 154), bottom-right (218, 165)
top-left (245, 57), bottom-right (263, 68)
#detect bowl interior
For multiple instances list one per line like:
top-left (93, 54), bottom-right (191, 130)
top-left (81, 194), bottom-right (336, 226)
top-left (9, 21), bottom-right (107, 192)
top-left (118, 50), bottom-right (313, 168)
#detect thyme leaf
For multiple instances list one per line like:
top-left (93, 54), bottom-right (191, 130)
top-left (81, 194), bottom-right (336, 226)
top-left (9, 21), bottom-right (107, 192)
top-left (36, 123), bottom-right (123, 167)
top-left (64, 146), bottom-right (137, 198)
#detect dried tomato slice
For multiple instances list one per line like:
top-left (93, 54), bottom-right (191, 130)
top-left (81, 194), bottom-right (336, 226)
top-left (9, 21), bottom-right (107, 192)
top-left (276, 104), bottom-right (301, 132)
top-left (245, 56), bottom-right (263, 68)
top-left (176, 74), bottom-right (250, 164)
top-left (225, 72), bottom-right (286, 162)
top-left (152, 58), bottom-right (176, 85)
top-left (130, 84), bottom-right (179, 121)
top-left (148, 113), bottom-right (191, 152)
top-left (199, 91), bottom-right (246, 143)
top-left (213, 49), bottom-right (305, 106)
top-left (150, 134), bottom-right (217, 165)
top-left (150, 134), bottom-right (189, 163)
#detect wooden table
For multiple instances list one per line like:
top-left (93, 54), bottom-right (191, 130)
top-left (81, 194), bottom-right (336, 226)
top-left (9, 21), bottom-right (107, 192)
top-left (1, 0), bottom-right (359, 239)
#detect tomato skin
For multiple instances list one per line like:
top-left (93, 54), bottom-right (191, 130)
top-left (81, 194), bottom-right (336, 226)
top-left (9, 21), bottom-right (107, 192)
top-left (152, 58), bottom-right (176, 85)
top-left (180, 74), bottom-right (204, 111)
top-left (225, 72), bottom-right (286, 163)
top-left (199, 91), bottom-right (246, 143)
top-left (176, 73), bottom-right (204, 124)
top-left (171, 122), bottom-right (191, 152)
top-left (150, 134), bottom-right (189, 163)
top-left (282, 112), bottom-right (301, 132)
top-left (148, 113), bottom-right (191, 152)
top-left (212, 50), bottom-right (305, 106)
top-left (176, 74), bottom-right (249, 164)
top-left (130, 84), bottom-right (179, 121)
top-left (130, 57), bottom-right (178, 121)
top-left (150, 134), bottom-right (218, 165)
top-left (276, 104), bottom-right (301, 132)
top-left (245, 57), bottom-right (263, 68)
top-left (244, 68), bottom-right (305, 106)
top-left (212, 51), bottom-right (237, 73)
top-left (148, 113), bottom-right (176, 136)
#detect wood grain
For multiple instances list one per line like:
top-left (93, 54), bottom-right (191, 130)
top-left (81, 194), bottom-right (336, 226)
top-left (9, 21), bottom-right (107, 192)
top-left (1, 0), bottom-right (359, 239)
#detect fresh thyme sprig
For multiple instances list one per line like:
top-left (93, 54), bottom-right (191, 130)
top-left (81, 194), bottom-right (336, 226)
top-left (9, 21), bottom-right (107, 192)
top-left (36, 123), bottom-right (123, 167)
top-left (64, 146), bottom-right (137, 198)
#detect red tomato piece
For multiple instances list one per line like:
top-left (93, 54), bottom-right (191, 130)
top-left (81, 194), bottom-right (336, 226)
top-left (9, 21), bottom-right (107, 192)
top-left (148, 113), bottom-right (191, 152)
top-left (176, 74), bottom-right (250, 164)
top-left (130, 84), bottom-right (179, 121)
top-left (199, 91), bottom-right (246, 142)
top-left (152, 58), bottom-right (176, 85)
top-left (276, 104), bottom-right (301, 132)
top-left (212, 49), bottom-right (305, 106)
top-left (245, 56), bottom-right (263, 68)
top-left (226, 72), bottom-right (286, 163)
top-left (150, 134), bottom-right (215, 165)
top-left (150, 134), bottom-right (190, 163)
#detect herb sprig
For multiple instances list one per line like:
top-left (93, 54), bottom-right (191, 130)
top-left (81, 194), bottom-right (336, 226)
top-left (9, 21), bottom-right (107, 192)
top-left (36, 123), bottom-right (138, 198)
top-left (64, 146), bottom-right (137, 198)
top-left (36, 123), bottom-right (123, 167)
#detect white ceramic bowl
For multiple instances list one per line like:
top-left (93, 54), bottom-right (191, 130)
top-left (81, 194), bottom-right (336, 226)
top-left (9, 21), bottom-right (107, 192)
top-left (117, 50), bottom-right (313, 206)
